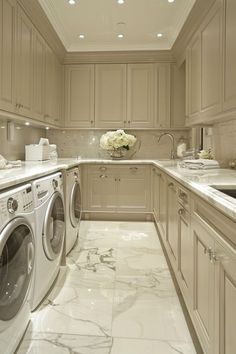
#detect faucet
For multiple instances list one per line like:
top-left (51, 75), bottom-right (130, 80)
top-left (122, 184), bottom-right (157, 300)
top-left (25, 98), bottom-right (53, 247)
top-left (157, 133), bottom-right (175, 159)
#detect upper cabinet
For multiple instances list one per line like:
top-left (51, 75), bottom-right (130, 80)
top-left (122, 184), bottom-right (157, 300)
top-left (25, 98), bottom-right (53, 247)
top-left (64, 62), bottom-right (173, 129)
top-left (0, 0), bottom-right (16, 113)
top-left (64, 65), bottom-right (95, 128)
top-left (222, 0), bottom-right (236, 112)
top-left (186, 0), bottom-right (236, 125)
top-left (33, 30), bottom-right (45, 122)
top-left (127, 63), bottom-right (154, 128)
top-left (95, 64), bottom-right (126, 128)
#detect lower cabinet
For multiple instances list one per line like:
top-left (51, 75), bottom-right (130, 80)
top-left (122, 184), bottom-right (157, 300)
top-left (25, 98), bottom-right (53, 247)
top-left (83, 164), bottom-right (151, 214)
top-left (152, 167), bottom-right (160, 221)
top-left (158, 170), bottom-right (167, 241)
top-left (166, 178), bottom-right (179, 272)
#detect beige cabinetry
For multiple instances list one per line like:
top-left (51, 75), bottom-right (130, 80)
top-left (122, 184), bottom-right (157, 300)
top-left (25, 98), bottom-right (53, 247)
top-left (64, 65), bottom-right (95, 128)
top-left (0, 0), bottom-right (16, 113)
top-left (222, 0), bottom-right (236, 113)
top-left (166, 178), bottom-right (179, 271)
top-left (95, 64), bottom-right (126, 128)
top-left (32, 30), bottom-right (45, 121)
top-left (127, 63), bottom-right (154, 128)
top-left (158, 170), bottom-right (167, 241)
top-left (154, 63), bottom-right (171, 128)
top-left (16, 5), bottom-right (34, 118)
top-left (152, 167), bottom-right (160, 221)
top-left (191, 196), bottom-right (236, 354)
top-left (83, 164), bottom-right (151, 214)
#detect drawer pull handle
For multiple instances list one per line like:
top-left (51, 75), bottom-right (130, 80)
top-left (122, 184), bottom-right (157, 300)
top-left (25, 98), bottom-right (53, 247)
top-left (99, 167), bottom-right (107, 172)
top-left (99, 174), bottom-right (107, 178)
top-left (178, 208), bottom-right (185, 215)
top-left (168, 182), bottom-right (174, 188)
top-left (130, 167), bottom-right (138, 172)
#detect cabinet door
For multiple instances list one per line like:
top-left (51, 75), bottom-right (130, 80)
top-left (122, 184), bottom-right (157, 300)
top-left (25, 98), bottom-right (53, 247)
top-left (86, 167), bottom-right (117, 211)
top-left (158, 172), bottom-right (167, 241)
top-left (215, 239), bottom-right (236, 354)
top-left (127, 64), bottom-right (154, 128)
top-left (178, 207), bottom-right (192, 308)
top-left (117, 166), bottom-right (150, 212)
top-left (192, 218), bottom-right (215, 354)
top-left (0, 0), bottom-right (16, 112)
top-left (166, 179), bottom-right (179, 271)
top-left (32, 30), bottom-right (45, 121)
top-left (200, 2), bottom-right (222, 119)
top-left (154, 63), bottom-right (170, 128)
top-left (16, 5), bottom-right (33, 117)
top-left (65, 65), bottom-right (95, 128)
top-left (222, 0), bottom-right (236, 112)
top-left (95, 64), bottom-right (126, 128)
top-left (152, 167), bottom-right (160, 221)
top-left (187, 34), bottom-right (201, 118)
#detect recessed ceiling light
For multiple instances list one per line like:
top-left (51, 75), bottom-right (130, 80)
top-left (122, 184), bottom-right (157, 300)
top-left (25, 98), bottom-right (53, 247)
top-left (117, 33), bottom-right (124, 38)
top-left (79, 34), bottom-right (85, 39)
top-left (25, 122), bottom-right (30, 126)
top-left (168, 0), bottom-right (175, 3)
top-left (68, 0), bottom-right (76, 5)
top-left (117, 0), bottom-right (125, 4)
top-left (157, 33), bottom-right (163, 38)
top-left (45, 127), bottom-right (50, 130)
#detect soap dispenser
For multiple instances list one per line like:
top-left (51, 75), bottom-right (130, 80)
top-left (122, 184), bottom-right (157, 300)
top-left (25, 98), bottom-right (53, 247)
top-left (177, 136), bottom-right (187, 158)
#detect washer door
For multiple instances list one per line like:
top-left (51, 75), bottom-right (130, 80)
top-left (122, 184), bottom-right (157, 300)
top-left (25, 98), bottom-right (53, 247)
top-left (70, 181), bottom-right (82, 228)
top-left (0, 218), bottom-right (34, 322)
top-left (43, 192), bottom-right (65, 261)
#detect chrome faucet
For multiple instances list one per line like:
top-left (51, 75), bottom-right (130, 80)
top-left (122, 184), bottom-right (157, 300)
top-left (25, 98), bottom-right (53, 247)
top-left (157, 133), bottom-right (175, 159)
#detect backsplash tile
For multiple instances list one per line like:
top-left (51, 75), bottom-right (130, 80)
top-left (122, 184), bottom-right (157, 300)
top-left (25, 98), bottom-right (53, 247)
top-left (47, 129), bottom-right (190, 159)
top-left (212, 119), bottom-right (236, 166)
top-left (0, 120), bottom-right (45, 160)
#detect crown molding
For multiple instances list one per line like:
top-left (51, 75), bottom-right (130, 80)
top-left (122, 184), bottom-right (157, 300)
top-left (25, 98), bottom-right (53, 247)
top-left (17, 0), bottom-right (66, 62)
top-left (171, 0), bottom-right (216, 66)
top-left (63, 50), bottom-right (175, 65)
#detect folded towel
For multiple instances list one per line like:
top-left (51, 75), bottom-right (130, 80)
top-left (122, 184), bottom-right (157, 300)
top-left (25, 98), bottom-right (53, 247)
top-left (182, 159), bottom-right (219, 170)
top-left (0, 154), bottom-right (22, 169)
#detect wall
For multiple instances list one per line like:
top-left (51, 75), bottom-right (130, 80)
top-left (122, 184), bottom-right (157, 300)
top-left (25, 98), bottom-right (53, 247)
top-left (209, 119), bottom-right (236, 166)
top-left (47, 129), bottom-right (190, 159)
top-left (0, 120), bottom-right (45, 160)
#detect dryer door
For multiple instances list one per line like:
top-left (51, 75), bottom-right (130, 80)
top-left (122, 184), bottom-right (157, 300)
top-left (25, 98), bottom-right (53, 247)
top-left (0, 218), bottom-right (34, 322)
top-left (70, 181), bottom-right (82, 228)
top-left (43, 192), bottom-right (65, 261)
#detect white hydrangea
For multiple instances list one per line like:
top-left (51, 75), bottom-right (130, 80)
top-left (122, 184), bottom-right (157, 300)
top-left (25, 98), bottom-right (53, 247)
top-left (100, 130), bottom-right (137, 151)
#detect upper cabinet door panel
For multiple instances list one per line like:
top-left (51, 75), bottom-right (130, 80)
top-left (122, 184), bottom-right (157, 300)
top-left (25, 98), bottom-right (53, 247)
top-left (65, 65), bottom-right (95, 128)
top-left (32, 31), bottom-right (45, 121)
top-left (127, 64), bottom-right (154, 128)
top-left (0, 0), bottom-right (16, 112)
top-left (95, 64), bottom-right (126, 128)
top-left (154, 64), bottom-right (170, 128)
top-left (188, 34), bottom-right (201, 118)
top-left (16, 5), bottom-right (33, 117)
top-left (200, 2), bottom-right (222, 118)
top-left (223, 0), bottom-right (236, 112)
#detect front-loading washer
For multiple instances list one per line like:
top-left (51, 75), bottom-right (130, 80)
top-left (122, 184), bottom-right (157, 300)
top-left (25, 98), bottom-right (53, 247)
top-left (65, 167), bottom-right (82, 255)
top-left (31, 172), bottom-right (65, 310)
top-left (0, 183), bottom-right (35, 354)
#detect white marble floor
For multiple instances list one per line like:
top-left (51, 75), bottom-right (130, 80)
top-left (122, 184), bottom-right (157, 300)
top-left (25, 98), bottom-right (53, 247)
top-left (18, 221), bottom-right (199, 354)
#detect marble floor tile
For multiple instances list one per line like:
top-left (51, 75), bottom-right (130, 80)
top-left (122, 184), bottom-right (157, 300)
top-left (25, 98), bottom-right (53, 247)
top-left (112, 289), bottom-right (193, 342)
top-left (18, 221), bottom-right (199, 354)
top-left (111, 338), bottom-right (196, 354)
top-left (33, 285), bottom-right (113, 337)
top-left (18, 331), bottom-right (113, 354)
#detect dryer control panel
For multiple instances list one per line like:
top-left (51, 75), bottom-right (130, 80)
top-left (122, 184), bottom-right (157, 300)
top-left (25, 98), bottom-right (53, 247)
top-left (32, 172), bottom-right (63, 207)
top-left (0, 184), bottom-right (33, 224)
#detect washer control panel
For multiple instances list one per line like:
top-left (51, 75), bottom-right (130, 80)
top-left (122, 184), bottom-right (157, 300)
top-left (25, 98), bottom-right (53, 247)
top-left (0, 184), bottom-right (33, 224)
top-left (32, 172), bottom-right (63, 207)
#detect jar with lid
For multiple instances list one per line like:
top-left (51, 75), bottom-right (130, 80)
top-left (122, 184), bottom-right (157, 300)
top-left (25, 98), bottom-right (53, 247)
top-left (177, 136), bottom-right (187, 158)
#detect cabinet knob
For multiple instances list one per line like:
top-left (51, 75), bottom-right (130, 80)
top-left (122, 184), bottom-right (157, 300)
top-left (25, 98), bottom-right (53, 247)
top-left (178, 208), bottom-right (185, 216)
top-left (168, 182), bottom-right (174, 188)
top-left (128, 120), bottom-right (131, 124)
top-left (91, 120), bottom-right (94, 124)
top-left (99, 174), bottom-right (107, 178)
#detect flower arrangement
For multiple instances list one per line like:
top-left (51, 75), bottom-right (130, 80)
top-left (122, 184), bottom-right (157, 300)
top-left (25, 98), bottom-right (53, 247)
top-left (100, 130), bottom-right (137, 158)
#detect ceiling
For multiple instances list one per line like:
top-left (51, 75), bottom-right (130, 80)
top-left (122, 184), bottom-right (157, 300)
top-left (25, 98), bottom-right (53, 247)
top-left (39, 0), bottom-right (196, 52)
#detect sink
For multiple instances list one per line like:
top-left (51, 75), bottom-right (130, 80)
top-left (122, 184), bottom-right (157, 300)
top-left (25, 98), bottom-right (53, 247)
top-left (210, 185), bottom-right (236, 199)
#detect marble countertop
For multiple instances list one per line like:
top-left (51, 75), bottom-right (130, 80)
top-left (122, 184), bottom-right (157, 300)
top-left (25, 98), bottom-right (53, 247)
top-left (0, 157), bottom-right (236, 221)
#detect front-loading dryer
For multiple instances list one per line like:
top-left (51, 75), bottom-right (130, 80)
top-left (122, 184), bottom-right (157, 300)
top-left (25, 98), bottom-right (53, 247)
top-left (0, 184), bottom-right (35, 354)
top-left (65, 167), bottom-right (82, 255)
top-left (31, 172), bottom-right (65, 310)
